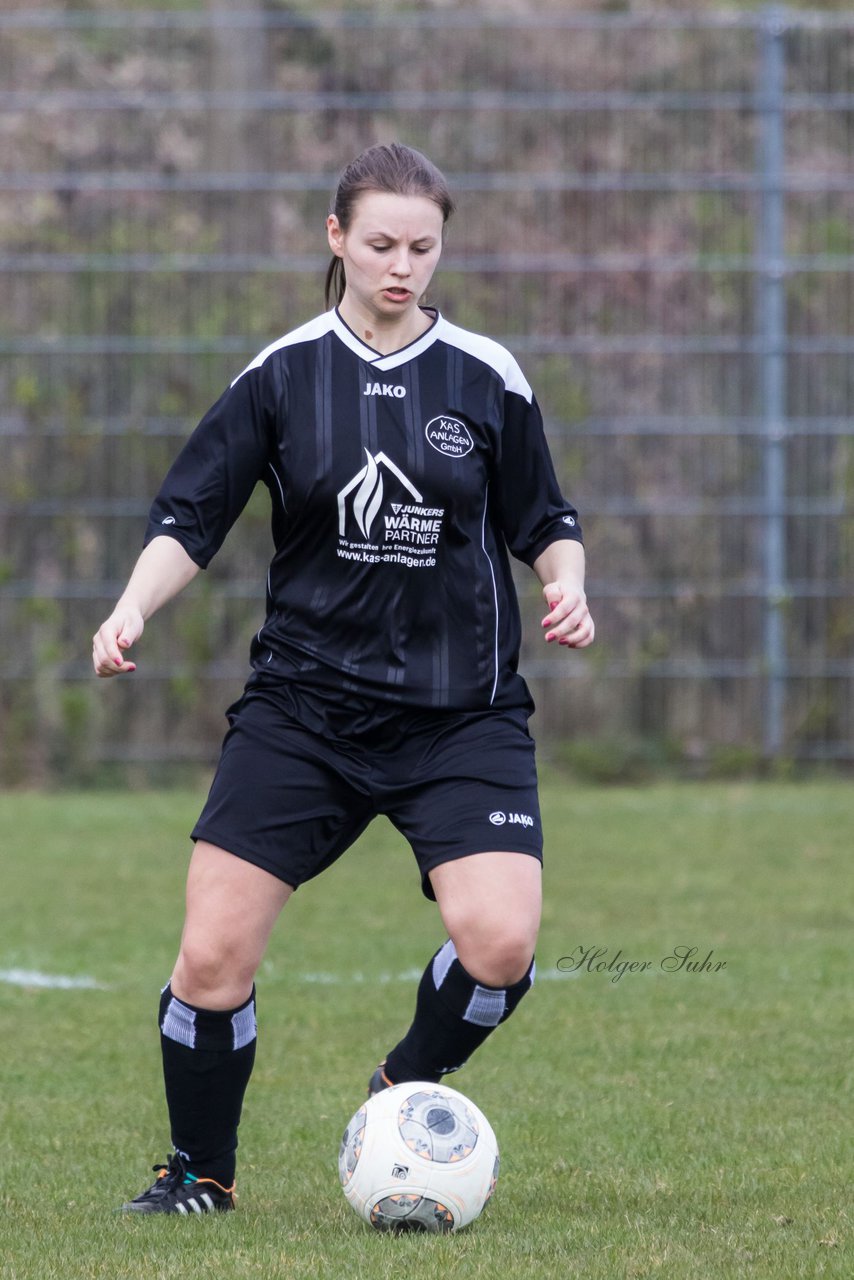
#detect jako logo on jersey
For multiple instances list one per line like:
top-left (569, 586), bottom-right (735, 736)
top-left (562, 515), bottom-right (577, 526)
top-left (425, 415), bottom-right (474, 458)
top-left (161, 516), bottom-right (176, 525)
top-left (489, 810), bottom-right (534, 828)
top-left (364, 382), bottom-right (406, 398)
top-left (338, 449), bottom-right (423, 540)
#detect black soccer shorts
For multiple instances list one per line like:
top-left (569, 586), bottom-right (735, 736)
top-left (191, 679), bottom-right (543, 900)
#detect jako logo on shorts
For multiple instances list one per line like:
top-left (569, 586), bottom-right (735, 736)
top-left (489, 811), bottom-right (534, 828)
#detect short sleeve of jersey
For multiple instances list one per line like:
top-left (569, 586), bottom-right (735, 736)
top-left (143, 360), bottom-right (277, 568)
top-left (495, 387), bottom-right (583, 566)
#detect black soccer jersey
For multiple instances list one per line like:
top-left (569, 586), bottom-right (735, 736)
top-left (144, 308), bottom-right (583, 710)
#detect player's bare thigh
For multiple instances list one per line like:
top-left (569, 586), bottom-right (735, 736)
top-left (428, 851), bottom-right (542, 988)
top-left (171, 841), bottom-right (294, 1010)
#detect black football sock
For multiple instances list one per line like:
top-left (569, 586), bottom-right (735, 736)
top-left (158, 983), bottom-right (257, 1187)
top-left (383, 940), bottom-right (535, 1084)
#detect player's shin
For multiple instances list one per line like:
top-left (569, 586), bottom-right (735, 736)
top-left (158, 983), bottom-right (257, 1188)
top-left (382, 939), bottom-right (535, 1083)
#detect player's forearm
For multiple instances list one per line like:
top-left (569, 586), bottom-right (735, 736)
top-left (532, 539), bottom-right (594, 649)
top-left (117, 535), bottom-right (201, 620)
top-left (532, 538), bottom-right (586, 592)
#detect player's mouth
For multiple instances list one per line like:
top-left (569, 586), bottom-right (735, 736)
top-left (383, 287), bottom-right (412, 303)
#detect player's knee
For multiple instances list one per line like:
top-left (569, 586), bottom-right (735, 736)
top-left (438, 889), bottom-right (540, 988)
top-left (173, 937), bottom-right (256, 1009)
top-left (453, 925), bottom-right (537, 988)
top-left (483, 941), bottom-right (536, 988)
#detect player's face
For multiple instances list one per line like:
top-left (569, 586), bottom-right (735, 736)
top-left (327, 191), bottom-right (445, 326)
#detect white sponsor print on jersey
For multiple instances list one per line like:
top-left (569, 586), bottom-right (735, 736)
top-left (425, 415), bottom-right (474, 458)
top-left (562, 514), bottom-right (576, 526)
top-left (161, 515), bottom-right (176, 525)
top-left (336, 449), bottom-right (445, 569)
top-left (489, 810), bottom-right (534, 828)
top-left (363, 381), bottom-right (406, 398)
top-left (338, 450), bottom-right (421, 539)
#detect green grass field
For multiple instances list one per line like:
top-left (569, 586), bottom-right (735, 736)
top-left (0, 782), bottom-right (850, 1279)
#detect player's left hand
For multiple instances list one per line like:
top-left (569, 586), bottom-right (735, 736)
top-left (541, 581), bottom-right (595, 648)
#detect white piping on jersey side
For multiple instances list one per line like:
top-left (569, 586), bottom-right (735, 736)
top-left (230, 311), bottom-right (336, 387)
top-left (267, 461), bottom-right (286, 512)
top-left (257, 567), bottom-right (271, 640)
top-left (256, 567), bottom-right (272, 650)
top-left (257, 568), bottom-right (273, 660)
top-left (434, 318), bottom-right (533, 402)
top-left (256, 467), bottom-right (286, 660)
top-left (480, 483), bottom-right (500, 705)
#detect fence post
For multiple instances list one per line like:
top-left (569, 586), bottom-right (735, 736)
top-left (757, 5), bottom-right (788, 758)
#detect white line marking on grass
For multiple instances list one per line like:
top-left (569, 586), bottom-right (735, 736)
top-left (292, 968), bottom-right (573, 986)
top-left (1, 966), bottom-right (579, 992)
top-left (1, 966), bottom-right (580, 992)
top-left (0, 968), bottom-right (108, 990)
top-left (298, 968), bottom-right (423, 986)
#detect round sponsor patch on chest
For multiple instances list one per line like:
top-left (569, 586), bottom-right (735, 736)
top-left (425, 415), bottom-right (474, 458)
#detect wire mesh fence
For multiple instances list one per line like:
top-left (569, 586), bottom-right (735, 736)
top-left (1, 6), bottom-right (853, 781)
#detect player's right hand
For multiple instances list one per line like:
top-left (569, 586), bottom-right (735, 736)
top-left (92, 607), bottom-right (144, 677)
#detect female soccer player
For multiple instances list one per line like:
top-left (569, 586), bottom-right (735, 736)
top-left (93, 143), bottom-right (594, 1214)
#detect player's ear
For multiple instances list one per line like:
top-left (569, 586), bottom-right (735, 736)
top-left (327, 214), bottom-right (345, 258)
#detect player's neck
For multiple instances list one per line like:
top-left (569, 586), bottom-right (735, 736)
top-left (336, 297), bottom-right (434, 356)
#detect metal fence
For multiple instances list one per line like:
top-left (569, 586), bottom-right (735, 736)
top-left (1, 6), bottom-right (853, 780)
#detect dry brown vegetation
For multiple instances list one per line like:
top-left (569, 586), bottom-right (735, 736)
top-left (1, 6), bottom-right (853, 781)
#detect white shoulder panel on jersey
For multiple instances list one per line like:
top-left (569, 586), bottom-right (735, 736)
top-left (436, 318), bottom-right (534, 404)
top-left (230, 311), bottom-right (336, 387)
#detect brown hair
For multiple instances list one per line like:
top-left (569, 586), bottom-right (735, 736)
top-left (325, 143), bottom-right (455, 308)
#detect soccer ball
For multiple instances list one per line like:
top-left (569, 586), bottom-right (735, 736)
top-left (339, 1081), bottom-right (499, 1233)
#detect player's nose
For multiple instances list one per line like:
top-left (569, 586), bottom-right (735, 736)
top-left (390, 250), bottom-right (411, 277)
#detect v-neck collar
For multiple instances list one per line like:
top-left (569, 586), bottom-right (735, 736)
top-left (331, 307), bottom-right (442, 371)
